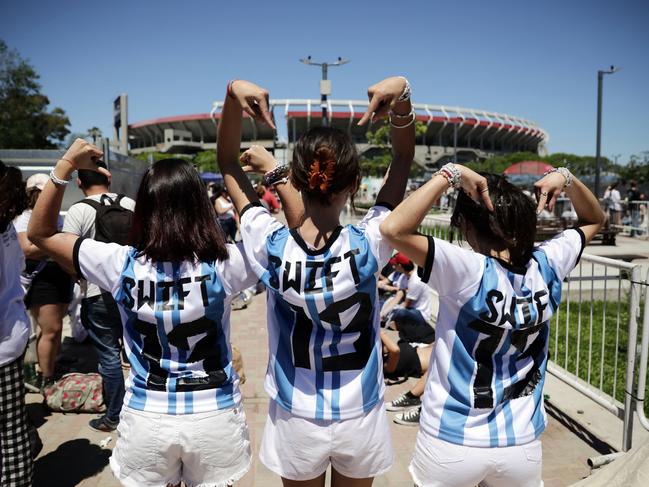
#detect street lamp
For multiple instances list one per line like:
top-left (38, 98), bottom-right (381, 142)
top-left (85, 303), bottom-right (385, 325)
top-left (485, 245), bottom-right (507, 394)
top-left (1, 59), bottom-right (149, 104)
top-left (299, 56), bottom-right (350, 127)
top-left (594, 65), bottom-right (620, 198)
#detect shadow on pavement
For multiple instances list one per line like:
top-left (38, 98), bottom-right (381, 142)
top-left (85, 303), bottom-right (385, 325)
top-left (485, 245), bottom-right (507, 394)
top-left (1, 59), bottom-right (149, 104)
top-left (33, 438), bottom-right (111, 487)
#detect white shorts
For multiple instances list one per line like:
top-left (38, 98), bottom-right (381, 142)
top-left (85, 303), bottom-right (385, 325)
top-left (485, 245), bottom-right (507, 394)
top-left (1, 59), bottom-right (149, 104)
top-left (110, 405), bottom-right (251, 487)
top-left (260, 400), bottom-right (394, 481)
top-left (409, 430), bottom-right (544, 487)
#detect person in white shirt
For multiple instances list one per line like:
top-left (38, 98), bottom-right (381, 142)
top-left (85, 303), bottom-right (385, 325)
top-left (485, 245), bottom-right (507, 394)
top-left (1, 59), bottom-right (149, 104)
top-left (63, 165), bottom-right (135, 432)
top-left (380, 164), bottom-right (605, 487)
top-left (217, 77), bottom-right (414, 487)
top-left (27, 140), bottom-right (289, 487)
top-left (0, 161), bottom-right (33, 486)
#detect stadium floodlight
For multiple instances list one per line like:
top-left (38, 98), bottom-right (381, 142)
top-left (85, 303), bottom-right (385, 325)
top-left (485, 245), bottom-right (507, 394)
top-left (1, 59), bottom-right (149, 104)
top-left (299, 56), bottom-right (350, 126)
top-left (594, 65), bottom-right (620, 198)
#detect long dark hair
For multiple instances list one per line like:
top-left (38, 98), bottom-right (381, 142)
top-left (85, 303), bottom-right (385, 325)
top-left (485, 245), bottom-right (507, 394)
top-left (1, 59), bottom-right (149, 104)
top-left (129, 158), bottom-right (229, 263)
top-left (451, 173), bottom-right (536, 267)
top-left (0, 161), bottom-right (28, 232)
top-left (290, 127), bottom-right (360, 205)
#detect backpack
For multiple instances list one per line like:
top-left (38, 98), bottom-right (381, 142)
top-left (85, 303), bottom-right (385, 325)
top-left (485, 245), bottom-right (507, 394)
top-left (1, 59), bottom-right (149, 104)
top-left (81, 194), bottom-right (133, 245)
top-left (44, 372), bottom-right (106, 413)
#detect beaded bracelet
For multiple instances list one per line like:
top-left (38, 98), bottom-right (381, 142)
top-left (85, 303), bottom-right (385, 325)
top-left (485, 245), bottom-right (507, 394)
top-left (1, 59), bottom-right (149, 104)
top-left (50, 169), bottom-right (69, 186)
top-left (544, 167), bottom-right (573, 188)
top-left (434, 163), bottom-right (461, 189)
top-left (397, 76), bottom-right (411, 102)
top-left (263, 164), bottom-right (290, 186)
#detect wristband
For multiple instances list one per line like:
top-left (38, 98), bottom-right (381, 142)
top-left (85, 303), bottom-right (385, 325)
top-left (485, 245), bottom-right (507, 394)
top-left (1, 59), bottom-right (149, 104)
top-left (263, 164), bottom-right (290, 186)
top-left (434, 163), bottom-right (461, 189)
top-left (544, 167), bottom-right (573, 188)
top-left (227, 79), bottom-right (238, 99)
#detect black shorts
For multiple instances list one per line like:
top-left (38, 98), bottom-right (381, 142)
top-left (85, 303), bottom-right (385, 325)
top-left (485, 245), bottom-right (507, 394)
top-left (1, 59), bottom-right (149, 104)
top-left (385, 341), bottom-right (423, 380)
top-left (24, 260), bottom-right (73, 308)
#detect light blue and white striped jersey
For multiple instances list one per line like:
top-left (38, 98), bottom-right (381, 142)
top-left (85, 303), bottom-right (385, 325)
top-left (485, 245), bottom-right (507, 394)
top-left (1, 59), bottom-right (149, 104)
top-left (73, 238), bottom-right (257, 414)
top-left (417, 229), bottom-right (585, 447)
top-left (240, 204), bottom-right (393, 420)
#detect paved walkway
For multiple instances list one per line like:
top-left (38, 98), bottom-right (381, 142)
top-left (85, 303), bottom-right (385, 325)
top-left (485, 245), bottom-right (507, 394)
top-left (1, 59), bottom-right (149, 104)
top-left (27, 290), bottom-right (609, 486)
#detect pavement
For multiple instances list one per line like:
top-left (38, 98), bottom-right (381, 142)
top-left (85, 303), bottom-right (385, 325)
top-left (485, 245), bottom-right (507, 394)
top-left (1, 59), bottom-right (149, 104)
top-left (27, 288), bottom-right (610, 487)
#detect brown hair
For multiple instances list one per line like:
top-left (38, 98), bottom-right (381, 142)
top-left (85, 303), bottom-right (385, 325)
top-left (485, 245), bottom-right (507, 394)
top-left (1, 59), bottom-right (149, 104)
top-left (290, 127), bottom-right (360, 205)
top-left (26, 187), bottom-right (41, 209)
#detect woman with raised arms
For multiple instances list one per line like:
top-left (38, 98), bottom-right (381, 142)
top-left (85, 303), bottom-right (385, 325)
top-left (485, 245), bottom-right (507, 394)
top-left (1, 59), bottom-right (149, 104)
top-left (217, 76), bottom-right (414, 486)
top-left (379, 163), bottom-right (605, 486)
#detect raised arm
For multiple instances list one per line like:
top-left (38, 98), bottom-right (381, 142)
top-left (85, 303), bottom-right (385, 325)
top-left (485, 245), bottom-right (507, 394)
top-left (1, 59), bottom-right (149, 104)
top-left (534, 169), bottom-right (605, 243)
top-left (380, 164), bottom-right (491, 267)
top-left (216, 81), bottom-right (304, 227)
top-left (27, 139), bottom-right (107, 274)
top-left (358, 76), bottom-right (415, 209)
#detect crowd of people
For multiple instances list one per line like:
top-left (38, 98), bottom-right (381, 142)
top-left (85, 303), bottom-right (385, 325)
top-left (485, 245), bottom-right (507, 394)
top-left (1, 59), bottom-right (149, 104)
top-left (0, 74), bottom-right (607, 487)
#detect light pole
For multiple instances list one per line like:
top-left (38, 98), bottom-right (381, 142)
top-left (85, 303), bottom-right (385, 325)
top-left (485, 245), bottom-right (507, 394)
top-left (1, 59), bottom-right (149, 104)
top-left (594, 66), bottom-right (620, 198)
top-left (299, 56), bottom-right (349, 127)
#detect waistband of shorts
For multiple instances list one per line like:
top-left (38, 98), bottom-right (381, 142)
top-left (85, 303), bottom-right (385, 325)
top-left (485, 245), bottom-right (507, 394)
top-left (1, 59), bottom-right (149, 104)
top-left (122, 403), bottom-right (242, 419)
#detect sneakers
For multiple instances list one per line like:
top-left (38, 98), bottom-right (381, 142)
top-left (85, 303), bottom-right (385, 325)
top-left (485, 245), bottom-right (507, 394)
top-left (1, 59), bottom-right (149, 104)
top-left (394, 406), bottom-right (421, 426)
top-left (386, 391), bottom-right (421, 411)
top-left (89, 416), bottom-right (119, 433)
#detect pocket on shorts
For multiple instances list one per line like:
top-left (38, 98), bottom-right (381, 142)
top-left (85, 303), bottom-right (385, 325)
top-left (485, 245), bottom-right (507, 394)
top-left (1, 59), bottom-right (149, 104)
top-left (115, 409), bottom-right (161, 471)
top-left (197, 407), bottom-right (250, 469)
top-left (522, 440), bottom-right (542, 463)
top-left (428, 437), bottom-right (468, 465)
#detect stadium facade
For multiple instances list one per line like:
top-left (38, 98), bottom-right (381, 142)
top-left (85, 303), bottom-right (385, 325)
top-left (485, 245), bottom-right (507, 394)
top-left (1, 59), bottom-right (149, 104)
top-left (127, 99), bottom-right (549, 170)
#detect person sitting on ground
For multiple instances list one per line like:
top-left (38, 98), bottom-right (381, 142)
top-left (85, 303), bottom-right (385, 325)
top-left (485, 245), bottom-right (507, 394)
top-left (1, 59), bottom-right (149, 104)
top-left (27, 139), bottom-right (301, 487)
top-left (380, 162), bottom-right (605, 487)
top-left (62, 164), bottom-right (135, 432)
top-left (378, 253), bottom-right (411, 322)
top-left (14, 173), bottom-right (73, 391)
top-left (0, 161), bottom-right (34, 486)
top-left (386, 258), bottom-right (435, 345)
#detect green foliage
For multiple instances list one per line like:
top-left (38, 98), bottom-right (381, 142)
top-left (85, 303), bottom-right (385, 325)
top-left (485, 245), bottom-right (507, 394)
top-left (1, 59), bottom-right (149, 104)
top-left (467, 151), bottom-right (615, 177)
top-left (362, 121), bottom-right (427, 178)
top-left (0, 40), bottom-right (70, 148)
top-left (193, 151), bottom-right (216, 173)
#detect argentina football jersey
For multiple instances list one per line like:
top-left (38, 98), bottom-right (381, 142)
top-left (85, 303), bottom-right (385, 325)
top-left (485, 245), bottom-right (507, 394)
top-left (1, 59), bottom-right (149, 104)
top-left (416, 228), bottom-right (585, 447)
top-left (241, 204), bottom-right (393, 420)
top-left (73, 238), bottom-right (257, 414)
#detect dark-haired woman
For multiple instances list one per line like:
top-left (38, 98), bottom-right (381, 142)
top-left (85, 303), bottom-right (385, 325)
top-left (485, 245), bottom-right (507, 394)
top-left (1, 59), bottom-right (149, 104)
top-left (14, 173), bottom-right (73, 390)
top-left (0, 161), bottom-right (34, 486)
top-left (380, 163), bottom-right (605, 487)
top-left (27, 139), bottom-right (286, 487)
top-left (212, 184), bottom-right (238, 242)
top-left (217, 77), bottom-right (414, 486)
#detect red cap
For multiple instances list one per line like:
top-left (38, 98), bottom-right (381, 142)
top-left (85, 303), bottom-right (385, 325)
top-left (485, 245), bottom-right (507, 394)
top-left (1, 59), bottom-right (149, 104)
top-left (389, 252), bottom-right (412, 267)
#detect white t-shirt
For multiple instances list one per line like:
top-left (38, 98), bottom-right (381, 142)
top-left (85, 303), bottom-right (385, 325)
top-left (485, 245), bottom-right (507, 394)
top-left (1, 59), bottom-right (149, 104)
top-left (73, 238), bottom-right (257, 414)
top-left (0, 224), bottom-right (30, 366)
top-left (63, 193), bottom-right (136, 298)
top-left (215, 197), bottom-right (236, 220)
top-left (417, 229), bottom-right (585, 447)
top-left (388, 271), bottom-right (409, 291)
top-left (405, 271), bottom-right (435, 325)
top-left (14, 209), bottom-right (63, 234)
top-left (240, 204), bottom-right (393, 421)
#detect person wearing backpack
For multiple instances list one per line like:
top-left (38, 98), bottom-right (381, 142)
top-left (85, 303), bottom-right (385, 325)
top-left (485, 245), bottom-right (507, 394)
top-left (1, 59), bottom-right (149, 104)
top-left (62, 164), bottom-right (135, 432)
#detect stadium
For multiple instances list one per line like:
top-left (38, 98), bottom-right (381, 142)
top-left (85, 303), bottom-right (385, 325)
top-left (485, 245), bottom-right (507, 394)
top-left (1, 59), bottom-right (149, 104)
top-left (127, 98), bottom-right (549, 170)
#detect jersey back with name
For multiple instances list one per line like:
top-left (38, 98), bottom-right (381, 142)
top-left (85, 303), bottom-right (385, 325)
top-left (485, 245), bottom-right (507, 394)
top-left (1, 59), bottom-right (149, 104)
top-left (75, 239), bottom-right (256, 414)
top-left (241, 205), bottom-right (393, 420)
top-left (417, 229), bottom-right (584, 447)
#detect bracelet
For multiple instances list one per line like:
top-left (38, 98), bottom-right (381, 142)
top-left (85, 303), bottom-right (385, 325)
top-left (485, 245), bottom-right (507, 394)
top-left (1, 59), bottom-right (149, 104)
top-left (49, 169), bottom-right (69, 186)
top-left (544, 167), bottom-right (573, 188)
top-left (227, 79), bottom-right (238, 99)
top-left (389, 108), bottom-right (414, 119)
top-left (397, 76), bottom-right (411, 102)
top-left (434, 163), bottom-right (461, 189)
top-left (389, 110), bottom-right (416, 129)
top-left (263, 164), bottom-right (290, 186)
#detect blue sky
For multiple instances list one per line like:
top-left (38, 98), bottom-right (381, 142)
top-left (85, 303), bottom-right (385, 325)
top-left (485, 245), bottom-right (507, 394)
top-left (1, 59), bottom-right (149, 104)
top-left (2, 0), bottom-right (648, 162)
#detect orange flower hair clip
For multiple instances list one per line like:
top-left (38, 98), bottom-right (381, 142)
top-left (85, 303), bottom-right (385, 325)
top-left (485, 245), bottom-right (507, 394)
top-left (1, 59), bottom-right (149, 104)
top-left (308, 159), bottom-right (335, 192)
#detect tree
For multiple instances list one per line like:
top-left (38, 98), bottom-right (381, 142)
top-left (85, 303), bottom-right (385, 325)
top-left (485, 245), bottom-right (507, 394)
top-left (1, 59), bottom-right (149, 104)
top-left (0, 39), bottom-right (70, 148)
top-left (362, 121), bottom-right (427, 177)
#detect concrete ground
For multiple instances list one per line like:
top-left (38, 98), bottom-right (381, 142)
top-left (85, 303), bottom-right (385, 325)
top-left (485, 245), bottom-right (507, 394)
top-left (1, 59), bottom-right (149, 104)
top-left (27, 290), bottom-right (609, 487)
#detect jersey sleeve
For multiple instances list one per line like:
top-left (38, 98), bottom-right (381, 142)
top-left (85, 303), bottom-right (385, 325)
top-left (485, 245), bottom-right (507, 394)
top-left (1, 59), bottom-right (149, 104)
top-left (216, 242), bottom-right (259, 295)
top-left (417, 236), bottom-right (484, 297)
top-left (73, 238), bottom-right (130, 294)
top-left (537, 228), bottom-right (586, 281)
top-left (357, 205), bottom-right (393, 270)
top-left (239, 203), bottom-right (284, 278)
